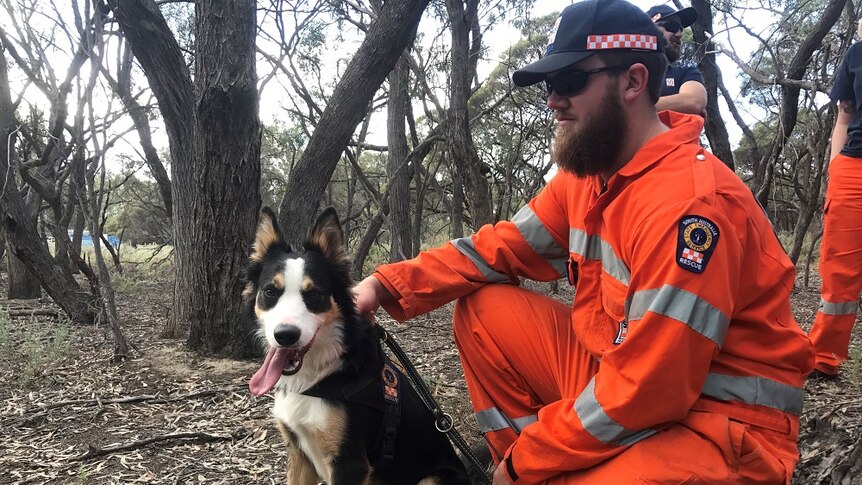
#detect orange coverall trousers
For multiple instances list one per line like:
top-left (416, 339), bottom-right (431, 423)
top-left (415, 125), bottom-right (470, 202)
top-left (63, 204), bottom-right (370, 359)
top-left (454, 284), bottom-right (799, 484)
top-left (809, 153), bottom-right (862, 375)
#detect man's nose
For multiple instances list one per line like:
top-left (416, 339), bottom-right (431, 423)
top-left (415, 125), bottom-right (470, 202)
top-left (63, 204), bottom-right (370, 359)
top-left (547, 91), bottom-right (568, 110)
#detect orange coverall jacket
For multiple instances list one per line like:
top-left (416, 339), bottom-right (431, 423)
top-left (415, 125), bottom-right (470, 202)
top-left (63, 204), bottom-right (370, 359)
top-left (374, 112), bottom-right (814, 483)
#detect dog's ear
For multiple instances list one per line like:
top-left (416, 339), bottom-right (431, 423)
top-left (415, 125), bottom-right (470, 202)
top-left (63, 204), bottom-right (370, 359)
top-left (309, 207), bottom-right (348, 263)
top-left (250, 207), bottom-right (285, 262)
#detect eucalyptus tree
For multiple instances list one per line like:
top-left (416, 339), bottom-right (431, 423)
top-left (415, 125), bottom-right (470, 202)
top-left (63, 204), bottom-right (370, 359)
top-left (108, 0), bottom-right (262, 357)
top-left (469, 12), bottom-right (557, 221)
top-left (0, 0), bottom-right (112, 321)
top-left (716, 0), bottom-right (852, 263)
top-left (277, 0), bottom-right (434, 246)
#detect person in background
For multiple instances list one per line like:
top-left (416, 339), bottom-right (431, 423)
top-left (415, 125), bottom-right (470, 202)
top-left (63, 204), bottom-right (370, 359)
top-left (807, 19), bottom-right (862, 380)
top-left (647, 4), bottom-right (708, 116)
top-left (354, 0), bottom-right (813, 482)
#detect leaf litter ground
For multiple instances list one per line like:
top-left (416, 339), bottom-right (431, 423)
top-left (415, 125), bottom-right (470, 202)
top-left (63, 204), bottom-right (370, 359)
top-left (0, 270), bottom-right (859, 484)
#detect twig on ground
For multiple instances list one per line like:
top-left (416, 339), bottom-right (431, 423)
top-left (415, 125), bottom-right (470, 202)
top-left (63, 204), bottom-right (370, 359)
top-left (16, 385), bottom-right (247, 425)
top-left (71, 430), bottom-right (249, 461)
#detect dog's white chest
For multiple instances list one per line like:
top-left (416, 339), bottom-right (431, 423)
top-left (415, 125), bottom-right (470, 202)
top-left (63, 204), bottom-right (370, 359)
top-left (273, 392), bottom-right (341, 481)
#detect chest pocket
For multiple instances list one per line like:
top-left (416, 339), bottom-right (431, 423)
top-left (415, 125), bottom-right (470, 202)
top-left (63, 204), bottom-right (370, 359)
top-left (600, 271), bottom-right (628, 323)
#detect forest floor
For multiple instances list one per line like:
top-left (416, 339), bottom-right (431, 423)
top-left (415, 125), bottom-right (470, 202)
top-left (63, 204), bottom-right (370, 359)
top-left (0, 264), bottom-right (861, 484)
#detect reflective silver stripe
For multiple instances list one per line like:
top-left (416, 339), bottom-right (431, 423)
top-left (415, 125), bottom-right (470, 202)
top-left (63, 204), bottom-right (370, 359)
top-left (819, 298), bottom-right (859, 316)
top-left (569, 228), bottom-right (598, 259)
top-left (475, 407), bottom-right (510, 433)
top-left (626, 285), bottom-right (729, 347)
top-left (574, 378), bottom-right (656, 446)
top-left (702, 373), bottom-right (804, 414)
top-left (599, 238), bottom-right (631, 287)
top-left (511, 206), bottom-right (567, 277)
top-left (451, 237), bottom-right (509, 283)
top-left (512, 414), bottom-right (538, 432)
top-left (569, 228), bottom-right (631, 286)
top-left (475, 407), bottom-right (537, 434)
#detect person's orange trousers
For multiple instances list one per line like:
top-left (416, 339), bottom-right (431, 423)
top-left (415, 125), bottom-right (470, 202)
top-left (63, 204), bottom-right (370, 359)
top-left (809, 153), bottom-right (862, 375)
top-left (453, 284), bottom-right (799, 483)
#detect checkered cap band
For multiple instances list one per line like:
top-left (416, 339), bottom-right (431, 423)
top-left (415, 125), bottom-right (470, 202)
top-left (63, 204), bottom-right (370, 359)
top-left (586, 34), bottom-right (658, 50)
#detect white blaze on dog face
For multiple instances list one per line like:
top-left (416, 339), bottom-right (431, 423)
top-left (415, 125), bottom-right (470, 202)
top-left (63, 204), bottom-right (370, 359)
top-left (256, 256), bottom-right (339, 350)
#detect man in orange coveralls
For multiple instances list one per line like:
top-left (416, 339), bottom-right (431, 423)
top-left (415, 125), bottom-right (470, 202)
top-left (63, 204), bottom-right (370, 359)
top-left (354, 0), bottom-right (814, 482)
top-left (807, 19), bottom-right (862, 380)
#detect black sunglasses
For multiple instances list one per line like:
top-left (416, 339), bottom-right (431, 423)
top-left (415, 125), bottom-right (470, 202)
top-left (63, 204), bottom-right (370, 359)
top-left (656, 20), bottom-right (683, 33)
top-left (545, 65), bottom-right (628, 97)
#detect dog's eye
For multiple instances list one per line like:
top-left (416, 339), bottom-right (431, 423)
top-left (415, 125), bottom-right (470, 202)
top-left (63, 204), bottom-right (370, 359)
top-left (263, 287), bottom-right (280, 298)
top-left (302, 289), bottom-right (329, 312)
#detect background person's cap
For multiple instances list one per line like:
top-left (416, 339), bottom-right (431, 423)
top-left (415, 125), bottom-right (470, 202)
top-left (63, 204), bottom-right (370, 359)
top-left (513, 0), bottom-right (665, 88)
top-left (646, 4), bottom-right (698, 27)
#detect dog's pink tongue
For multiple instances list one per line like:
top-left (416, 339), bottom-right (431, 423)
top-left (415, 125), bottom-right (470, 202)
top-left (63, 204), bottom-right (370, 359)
top-left (249, 348), bottom-right (289, 396)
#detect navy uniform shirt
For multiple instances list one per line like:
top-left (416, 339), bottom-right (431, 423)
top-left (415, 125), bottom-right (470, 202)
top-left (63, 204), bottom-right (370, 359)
top-left (660, 64), bottom-right (704, 97)
top-left (831, 42), bottom-right (862, 158)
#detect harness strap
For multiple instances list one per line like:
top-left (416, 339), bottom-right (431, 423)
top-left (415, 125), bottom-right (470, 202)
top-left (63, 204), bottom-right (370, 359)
top-left (376, 361), bottom-right (402, 467)
top-left (300, 356), bottom-right (403, 467)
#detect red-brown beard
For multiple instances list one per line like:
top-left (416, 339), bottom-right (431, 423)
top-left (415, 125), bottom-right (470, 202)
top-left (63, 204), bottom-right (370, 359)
top-left (553, 82), bottom-right (628, 178)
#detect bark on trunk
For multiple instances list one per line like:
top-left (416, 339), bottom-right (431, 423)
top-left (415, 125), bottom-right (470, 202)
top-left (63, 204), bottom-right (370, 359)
top-left (278, 0), bottom-right (432, 246)
top-left (451, 169), bottom-right (465, 239)
top-left (6, 250), bottom-right (41, 299)
top-left (387, 54), bottom-right (413, 262)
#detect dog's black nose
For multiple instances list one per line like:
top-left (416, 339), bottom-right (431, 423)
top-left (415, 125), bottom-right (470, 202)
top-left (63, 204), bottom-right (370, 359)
top-left (274, 325), bottom-right (301, 346)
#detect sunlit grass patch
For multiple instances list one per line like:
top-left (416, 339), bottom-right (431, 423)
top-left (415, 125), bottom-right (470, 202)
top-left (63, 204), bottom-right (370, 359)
top-left (0, 310), bottom-right (75, 387)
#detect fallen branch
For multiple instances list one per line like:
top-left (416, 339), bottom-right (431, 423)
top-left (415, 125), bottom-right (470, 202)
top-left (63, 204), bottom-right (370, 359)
top-left (71, 430), bottom-right (248, 461)
top-left (8, 309), bottom-right (59, 318)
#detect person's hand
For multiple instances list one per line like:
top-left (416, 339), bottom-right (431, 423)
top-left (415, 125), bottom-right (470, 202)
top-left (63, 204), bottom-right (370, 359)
top-left (352, 275), bottom-right (385, 325)
top-left (492, 461), bottom-right (513, 484)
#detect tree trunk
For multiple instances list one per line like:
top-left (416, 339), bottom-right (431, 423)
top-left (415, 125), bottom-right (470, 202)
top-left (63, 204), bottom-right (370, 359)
top-left (451, 169), bottom-right (465, 239)
top-left (445, 0), bottom-right (493, 229)
top-left (691, 0), bottom-right (734, 170)
top-left (115, 42), bottom-right (172, 217)
top-left (6, 249), bottom-right (41, 299)
top-left (352, 208), bottom-right (387, 280)
top-left (86, 158), bottom-right (130, 361)
top-left (387, 54), bottom-right (413, 262)
top-left (109, 0), bottom-right (261, 358)
top-left (278, 0), bottom-right (432, 246)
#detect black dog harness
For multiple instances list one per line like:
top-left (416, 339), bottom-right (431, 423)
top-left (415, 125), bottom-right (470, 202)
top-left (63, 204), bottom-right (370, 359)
top-left (301, 357), bottom-right (403, 467)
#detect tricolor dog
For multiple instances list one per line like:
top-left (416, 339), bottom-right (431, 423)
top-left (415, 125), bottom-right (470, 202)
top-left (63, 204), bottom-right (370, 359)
top-left (246, 207), bottom-right (470, 484)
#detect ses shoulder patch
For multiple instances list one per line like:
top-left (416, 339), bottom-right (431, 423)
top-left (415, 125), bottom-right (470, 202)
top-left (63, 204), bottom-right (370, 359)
top-left (676, 215), bottom-right (719, 274)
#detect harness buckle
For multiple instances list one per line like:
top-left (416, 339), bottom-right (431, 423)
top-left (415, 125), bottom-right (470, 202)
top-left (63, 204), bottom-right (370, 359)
top-left (435, 412), bottom-right (454, 433)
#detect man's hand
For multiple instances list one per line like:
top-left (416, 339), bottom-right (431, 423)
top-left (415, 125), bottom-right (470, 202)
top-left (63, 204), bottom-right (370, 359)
top-left (493, 462), bottom-right (513, 484)
top-left (352, 275), bottom-right (386, 324)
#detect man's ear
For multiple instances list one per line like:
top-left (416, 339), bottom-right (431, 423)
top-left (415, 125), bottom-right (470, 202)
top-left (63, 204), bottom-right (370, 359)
top-left (622, 63), bottom-right (650, 103)
top-left (308, 207), bottom-right (348, 264)
top-left (250, 207), bottom-right (285, 262)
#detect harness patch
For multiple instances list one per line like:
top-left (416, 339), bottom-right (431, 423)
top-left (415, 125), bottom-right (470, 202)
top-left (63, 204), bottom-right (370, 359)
top-left (382, 362), bottom-right (400, 404)
top-left (676, 215), bottom-right (719, 274)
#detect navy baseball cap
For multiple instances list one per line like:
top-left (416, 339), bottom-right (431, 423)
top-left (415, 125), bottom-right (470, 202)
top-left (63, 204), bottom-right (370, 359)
top-left (513, 0), bottom-right (665, 88)
top-left (646, 4), bottom-right (698, 27)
